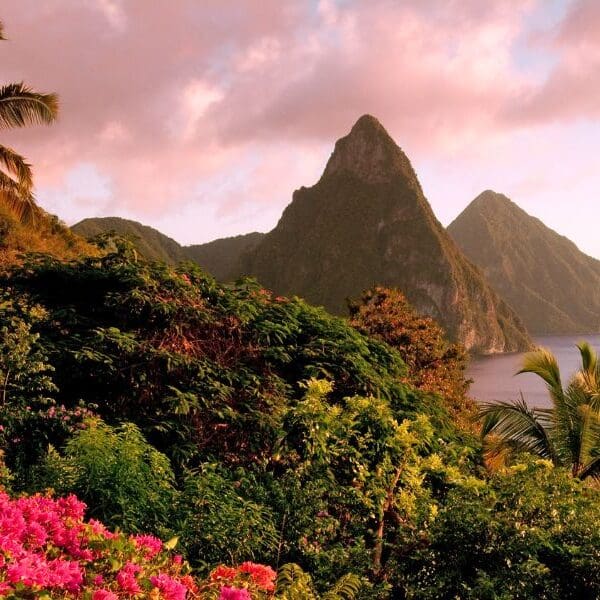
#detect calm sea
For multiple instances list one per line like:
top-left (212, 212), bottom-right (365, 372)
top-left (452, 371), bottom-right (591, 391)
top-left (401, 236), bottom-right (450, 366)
top-left (467, 335), bottom-right (600, 408)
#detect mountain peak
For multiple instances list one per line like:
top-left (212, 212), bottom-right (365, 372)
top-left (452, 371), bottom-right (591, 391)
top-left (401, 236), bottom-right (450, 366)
top-left (322, 114), bottom-right (419, 186)
top-left (448, 191), bottom-right (600, 335)
top-left (463, 190), bottom-right (527, 220)
top-left (350, 113), bottom-right (389, 136)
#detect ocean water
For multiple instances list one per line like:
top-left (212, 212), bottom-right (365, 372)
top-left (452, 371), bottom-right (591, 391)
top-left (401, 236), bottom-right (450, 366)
top-left (467, 335), bottom-right (600, 408)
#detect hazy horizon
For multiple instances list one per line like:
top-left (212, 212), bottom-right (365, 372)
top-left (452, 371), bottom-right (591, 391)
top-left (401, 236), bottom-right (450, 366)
top-left (4, 0), bottom-right (600, 258)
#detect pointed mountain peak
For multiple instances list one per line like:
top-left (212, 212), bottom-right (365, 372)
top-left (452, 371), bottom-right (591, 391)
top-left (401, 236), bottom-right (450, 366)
top-left (468, 190), bottom-right (522, 214)
top-left (450, 190), bottom-right (528, 232)
top-left (322, 114), bottom-right (420, 186)
top-left (349, 114), bottom-right (390, 137)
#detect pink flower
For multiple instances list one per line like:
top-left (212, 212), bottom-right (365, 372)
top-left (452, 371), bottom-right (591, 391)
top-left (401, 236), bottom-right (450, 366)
top-left (132, 534), bottom-right (162, 558)
top-left (219, 587), bottom-right (252, 600)
top-left (116, 562), bottom-right (142, 594)
top-left (150, 573), bottom-right (187, 600)
top-left (92, 591), bottom-right (118, 600)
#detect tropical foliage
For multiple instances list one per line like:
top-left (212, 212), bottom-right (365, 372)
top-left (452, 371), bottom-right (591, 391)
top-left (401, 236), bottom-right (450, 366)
top-left (1, 242), bottom-right (600, 597)
top-left (0, 20), bottom-right (59, 224)
top-left (349, 287), bottom-right (473, 425)
top-left (0, 490), bottom-right (360, 599)
top-left (479, 342), bottom-right (600, 478)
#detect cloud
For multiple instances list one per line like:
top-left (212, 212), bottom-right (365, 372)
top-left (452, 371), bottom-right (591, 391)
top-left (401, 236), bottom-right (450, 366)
top-left (1, 0), bottom-right (599, 252)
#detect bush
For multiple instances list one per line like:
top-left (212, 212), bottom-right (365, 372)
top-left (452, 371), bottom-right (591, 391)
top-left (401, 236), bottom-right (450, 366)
top-left (400, 460), bottom-right (600, 599)
top-left (177, 467), bottom-right (278, 568)
top-left (35, 420), bottom-right (177, 535)
top-left (0, 490), bottom-right (360, 599)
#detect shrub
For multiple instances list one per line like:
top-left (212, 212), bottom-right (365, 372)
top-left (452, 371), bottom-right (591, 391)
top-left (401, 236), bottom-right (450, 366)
top-left (0, 490), bottom-right (360, 599)
top-left (34, 420), bottom-right (177, 535)
top-left (177, 467), bottom-right (278, 569)
top-left (400, 460), bottom-right (600, 599)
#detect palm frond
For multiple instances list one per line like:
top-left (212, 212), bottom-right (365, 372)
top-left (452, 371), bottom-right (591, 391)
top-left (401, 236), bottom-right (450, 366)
top-left (0, 172), bottom-right (40, 225)
top-left (578, 455), bottom-right (600, 480)
top-left (517, 348), bottom-right (579, 448)
top-left (576, 403), bottom-right (600, 475)
top-left (575, 342), bottom-right (600, 409)
top-left (276, 563), bottom-right (318, 600)
top-left (0, 144), bottom-right (33, 190)
top-left (479, 397), bottom-right (559, 464)
top-left (0, 83), bottom-right (58, 129)
top-left (517, 348), bottom-right (562, 396)
top-left (0, 21), bottom-right (5, 41)
top-left (578, 341), bottom-right (597, 375)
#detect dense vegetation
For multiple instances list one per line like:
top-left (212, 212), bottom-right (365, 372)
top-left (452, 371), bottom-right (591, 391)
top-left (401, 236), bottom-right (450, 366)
top-left (448, 190), bottom-right (600, 334)
top-left (1, 243), bottom-right (599, 598)
top-left (2, 18), bottom-right (600, 598)
top-left (349, 287), bottom-right (473, 427)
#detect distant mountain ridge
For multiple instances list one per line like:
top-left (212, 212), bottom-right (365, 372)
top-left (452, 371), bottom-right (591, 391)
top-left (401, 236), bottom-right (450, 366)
top-left (72, 217), bottom-right (264, 280)
top-left (186, 233), bottom-right (265, 281)
top-left (73, 217), bottom-right (187, 265)
top-left (448, 190), bottom-right (600, 334)
top-left (237, 115), bottom-right (532, 354)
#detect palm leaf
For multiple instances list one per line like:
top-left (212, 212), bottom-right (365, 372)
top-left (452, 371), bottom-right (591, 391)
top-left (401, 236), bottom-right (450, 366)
top-left (0, 144), bottom-right (33, 190)
top-left (576, 402), bottom-right (600, 475)
top-left (517, 348), bottom-right (579, 457)
top-left (517, 348), bottom-right (563, 401)
top-left (577, 341), bottom-right (597, 375)
top-left (578, 455), bottom-right (600, 480)
top-left (0, 21), bottom-right (5, 41)
top-left (575, 342), bottom-right (600, 408)
top-left (479, 397), bottom-right (559, 464)
top-left (0, 172), bottom-right (40, 225)
top-left (0, 83), bottom-right (58, 129)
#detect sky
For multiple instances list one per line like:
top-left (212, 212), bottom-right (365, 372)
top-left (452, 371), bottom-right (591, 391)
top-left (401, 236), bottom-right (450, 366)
top-left (3, 0), bottom-right (600, 257)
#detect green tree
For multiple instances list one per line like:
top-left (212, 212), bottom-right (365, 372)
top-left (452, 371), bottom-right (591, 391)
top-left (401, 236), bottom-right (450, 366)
top-left (479, 342), bottom-right (600, 479)
top-left (0, 20), bottom-right (58, 223)
top-left (349, 287), bottom-right (473, 427)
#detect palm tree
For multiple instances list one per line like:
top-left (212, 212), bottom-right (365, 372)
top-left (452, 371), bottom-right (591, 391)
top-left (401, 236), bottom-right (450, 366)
top-left (0, 20), bottom-right (58, 223)
top-left (479, 342), bottom-right (600, 479)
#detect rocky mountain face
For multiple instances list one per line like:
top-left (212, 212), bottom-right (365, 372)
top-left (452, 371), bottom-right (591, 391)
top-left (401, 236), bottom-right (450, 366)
top-left (72, 217), bottom-right (264, 280)
top-left (238, 115), bottom-right (532, 354)
top-left (448, 191), bottom-right (600, 334)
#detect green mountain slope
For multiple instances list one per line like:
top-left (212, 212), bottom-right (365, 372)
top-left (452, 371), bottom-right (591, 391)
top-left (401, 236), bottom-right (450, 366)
top-left (186, 232), bottom-right (264, 280)
top-left (72, 217), bottom-right (187, 265)
top-left (238, 115), bottom-right (532, 354)
top-left (448, 190), bottom-right (600, 334)
top-left (73, 217), bottom-right (264, 279)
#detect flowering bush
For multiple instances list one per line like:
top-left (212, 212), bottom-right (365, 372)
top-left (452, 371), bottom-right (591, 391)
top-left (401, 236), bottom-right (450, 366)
top-left (0, 491), bottom-right (280, 599)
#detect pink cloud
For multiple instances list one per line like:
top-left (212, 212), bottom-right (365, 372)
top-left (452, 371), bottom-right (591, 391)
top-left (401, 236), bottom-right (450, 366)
top-left (506, 0), bottom-right (600, 124)
top-left (1, 0), bottom-right (599, 254)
